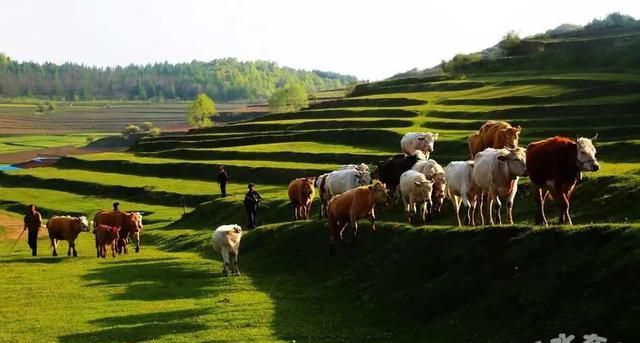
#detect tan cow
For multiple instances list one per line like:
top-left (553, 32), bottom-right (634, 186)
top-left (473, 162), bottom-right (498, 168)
top-left (287, 177), bottom-right (316, 220)
top-left (46, 215), bottom-right (91, 257)
top-left (468, 121), bottom-right (522, 158)
top-left (327, 181), bottom-right (389, 255)
top-left (95, 224), bottom-right (120, 258)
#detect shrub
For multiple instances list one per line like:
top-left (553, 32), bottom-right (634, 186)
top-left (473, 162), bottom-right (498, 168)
top-left (499, 31), bottom-right (521, 56)
top-left (122, 124), bottom-right (141, 137)
top-left (268, 83), bottom-right (309, 113)
top-left (149, 127), bottom-right (161, 137)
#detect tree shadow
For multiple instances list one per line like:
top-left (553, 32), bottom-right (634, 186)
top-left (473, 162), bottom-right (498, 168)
top-left (81, 257), bottom-right (224, 301)
top-left (0, 256), bottom-right (65, 264)
top-left (58, 308), bottom-right (209, 343)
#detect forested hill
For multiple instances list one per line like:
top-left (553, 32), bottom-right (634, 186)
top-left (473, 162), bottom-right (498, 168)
top-left (0, 54), bottom-right (356, 101)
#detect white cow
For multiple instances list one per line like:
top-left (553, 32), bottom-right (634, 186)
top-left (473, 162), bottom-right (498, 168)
top-left (338, 163), bottom-right (370, 174)
top-left (400, 132), bottom-right (439, 158)
top-left (472, 147), bottom-right (527, 225)
top-left (445, 161), bottom-right (479, 226)
top-left (399, 170), bottom-right (434, 224)
top-left (412, 159), bottom-right (446, 213)
top-left (326, 169), bottom-right (371, 197)
top-left (211, 224), bottom-right (243, 276)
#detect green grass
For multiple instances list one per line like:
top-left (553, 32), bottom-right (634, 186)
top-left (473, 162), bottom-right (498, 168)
top-left (2, 69), bottom-right (640, 342)
top-left (0, 134), bottom-right (106, 153)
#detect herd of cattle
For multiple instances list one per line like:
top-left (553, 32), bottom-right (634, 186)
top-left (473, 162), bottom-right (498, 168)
top-left (31, 119), bottom-right (600, 273)
top-left (43, 210), bottom-right (144, 258)
top-left (287, 120), bottom-right (600, 254)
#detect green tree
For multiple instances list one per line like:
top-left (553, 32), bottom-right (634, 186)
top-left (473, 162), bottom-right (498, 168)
top-left (268, 83), bottom-right (309, 113)
top-left (187, 93), bottom-right (217, 128)
top-left (499, 31), bottom-right (521, 56)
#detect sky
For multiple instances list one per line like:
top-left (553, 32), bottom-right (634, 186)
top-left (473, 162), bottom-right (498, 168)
top-left (1, 0), bottom-right (639, 80)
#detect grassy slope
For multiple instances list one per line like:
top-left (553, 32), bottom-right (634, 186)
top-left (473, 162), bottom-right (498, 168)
top-left (1, 68), bottom-right (640, 342)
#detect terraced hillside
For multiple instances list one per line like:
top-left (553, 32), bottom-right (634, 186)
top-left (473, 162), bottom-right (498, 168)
top-left (1, 71), bottom-right (640, 342)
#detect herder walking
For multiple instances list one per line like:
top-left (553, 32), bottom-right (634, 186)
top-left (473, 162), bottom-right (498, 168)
top-left (217, 165), bottom-right (230, 197)
top-left (23, 204), bottom-right (43, 256)
top-left (244, 183), bottom-right (262, 229)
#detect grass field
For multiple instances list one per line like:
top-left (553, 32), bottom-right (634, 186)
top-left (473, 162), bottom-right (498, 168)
top-left (1, 68), bottom-right (640, 342)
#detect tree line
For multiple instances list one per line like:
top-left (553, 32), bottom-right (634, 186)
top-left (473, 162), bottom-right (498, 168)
top-left (0, 55), bottom-right (356, 102)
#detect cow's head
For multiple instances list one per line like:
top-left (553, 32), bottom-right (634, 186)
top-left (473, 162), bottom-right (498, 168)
top-left (414, 178), bottom-right (435, 203)
top-left (126, 212), bottom-right (144, 232)
top-left (417, 132), bottom-right (439, 153)
top-left (576, 134), bottom-right (600, 172)
top-left (369, 181), bottom-right (390, 206)
top-left (356, 170), bottom-right (372, 186)
top-left (431, 174), bottom-right (447, 213)
top-left (77, 216), bottom-right (90, 232)
top-left (411, 150), bottom-right (427, 161)
top-left (497, 147), bottom-right (527, 177)
top-left (302, 177), bottom-right (316, 196)
top-left (500, 126), bottom-right (521, 149)
top-left (231, 224), bottom-right (242, 235)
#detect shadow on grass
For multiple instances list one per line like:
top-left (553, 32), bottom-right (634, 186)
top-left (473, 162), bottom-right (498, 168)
top-left (0, 256), bottom-right (65, 264)
top-left (58, 308), bottom-right (209, 343)
top-left (82, 257), bottom-right (223, 301)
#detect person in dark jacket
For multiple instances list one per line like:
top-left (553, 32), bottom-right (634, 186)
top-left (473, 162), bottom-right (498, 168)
top-left (113, 202), bottom-right (121, 212)
top-left (244, 183), bottom-right (262, 229)
top-left (217, 165), bottom-right (230, 197)
top-left (23, 204), bottom-right (43, 256)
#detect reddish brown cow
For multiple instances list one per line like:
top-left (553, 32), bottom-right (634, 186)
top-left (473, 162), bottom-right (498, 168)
top-left (95, 224), bottom-right (120, 258)
top-left (327, 181), bottom-right (389, 255)
top-left (527, 135), bottom-right (600, 226)
top-left (94, 210), bottom-right (143, 254)
top-left (468, 120), bottom-right (522, 158)
top-left (287, 177), bottom-right (316, 220)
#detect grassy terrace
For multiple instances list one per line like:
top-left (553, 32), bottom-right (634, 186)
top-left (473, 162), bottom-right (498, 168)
top-left (2, 70), bottom-right (640, 342)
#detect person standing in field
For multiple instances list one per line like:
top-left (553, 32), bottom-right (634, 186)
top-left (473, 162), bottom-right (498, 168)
top-left (217, 165), bottom-right (230, 197)
top-left (244, 183), bottom-right (262, 229)
top-left (23, 204), bottom-right (43, 256)
top-left (112, 202), bottom-right (121, 212)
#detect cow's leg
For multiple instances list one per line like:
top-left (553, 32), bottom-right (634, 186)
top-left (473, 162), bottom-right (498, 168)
top-left (51, 238), bottom-right (58, 257)
top-left (425, 200), bottom-right (433, 224)
top-left (134, 232), bottom-right (140, 253)
top-left (451, 195), bottom-right (462, 227)
top-left (477, 193), bottom-right (485, 226)
top-left (560, 191), bottom-right (572, 225)
top-left (470, 195), bottom-right (477, 227)
top-left (369, 207), bottom-right (377, 231)
top-left (233, 250), bottom-right (241, 276)
top-left (506, 184), bottom-right (518, 225)
top-left (487, 193), bottom-right (495, 226)
top-left (221, 249), bottom-right (231, 276)
top-left (533, 185), bottom-right (547, 226)
top-left (71, 240), bottom-right (78, 257)
top-left (494, 196), bottom-right (502, 225)
top-left (350, 214), bottom-right (359, 247)
top-left (111, 242), bottom-right (116, 258)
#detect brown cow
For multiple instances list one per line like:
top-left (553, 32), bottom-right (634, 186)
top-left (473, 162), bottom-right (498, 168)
top-left (95, 224), bottom-right (120, 258)
top-left (468, 120), bottom-right (522, 158)
top-left (94, 210), bottom-right (143, 254)
top-left (527, 135), bottom-right (600, 226)
top-left (287, 177), bottom-right (316, 220)
top-left (327, 181), bottom-right (390, 255)
top-left (47, 215), bottom-right (91, 257)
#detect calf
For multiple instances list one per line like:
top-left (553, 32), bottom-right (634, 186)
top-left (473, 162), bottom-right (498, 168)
top-left (401, 132), bottom-right (439, 158)
top-left (327, 181), bottom-right (389, 255)
top-left (445, 161), bottom-right (480, 226)
top-left (468, 121), bottom-right (521, 158)
top-left (288, 177), bottom-right (316, 220)
top-left (95, 224), bottom-right (120, 258)
top-left (46, 215), bottom-right (91, 257)
top-left (94, 210), bottom-right (143, 254)
top-left (527, 135), bottom-right (600, 225)
top-left (211, 224), bottom-right (242, 276)
top-left (375, 151), bottom-right (426, 196)
top-left (412, 159), bottom-right (446, 213)
top-left (399, 170), bottom-right (434, 225)
top-left (315, 173), bottom-right (331, 219)
top-left (472, 147), bottom-right (527, 225)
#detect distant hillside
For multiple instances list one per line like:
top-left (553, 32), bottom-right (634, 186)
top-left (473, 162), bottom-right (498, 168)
top-left (393, 12), bottom-right (640, 78)
top-left (0, 55), bottom-right (357, 102)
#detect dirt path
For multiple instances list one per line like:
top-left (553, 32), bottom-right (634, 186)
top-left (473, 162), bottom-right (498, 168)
top-left (0, 212), bottom-right (24, 240)
top-left (0, 146), bottom-right (122, 164)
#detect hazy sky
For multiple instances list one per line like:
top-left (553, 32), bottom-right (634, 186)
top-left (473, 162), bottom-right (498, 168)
top-left (1, 0), bottom-right (639, 80)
